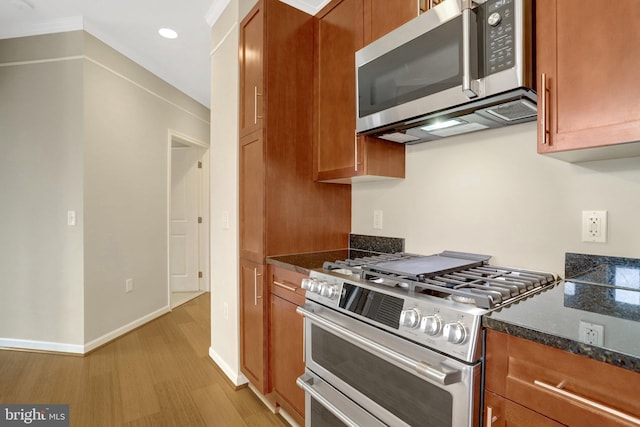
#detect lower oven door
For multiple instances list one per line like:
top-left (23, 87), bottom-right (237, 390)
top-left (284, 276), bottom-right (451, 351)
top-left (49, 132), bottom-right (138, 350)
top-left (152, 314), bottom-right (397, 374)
top-left (297, 370), bottom-right (387, 427)
top-left (298, 301), bottom-right (480, 427)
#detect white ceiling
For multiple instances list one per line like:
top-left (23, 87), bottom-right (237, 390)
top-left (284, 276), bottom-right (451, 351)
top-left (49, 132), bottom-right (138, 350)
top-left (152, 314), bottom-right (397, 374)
top-left (0, 0), bottom-right (331, 109)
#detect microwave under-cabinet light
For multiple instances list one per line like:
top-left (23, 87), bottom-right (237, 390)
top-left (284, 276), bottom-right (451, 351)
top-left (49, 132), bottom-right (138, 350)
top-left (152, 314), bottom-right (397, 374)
top-left (420, 118), bottom-right (465, 132)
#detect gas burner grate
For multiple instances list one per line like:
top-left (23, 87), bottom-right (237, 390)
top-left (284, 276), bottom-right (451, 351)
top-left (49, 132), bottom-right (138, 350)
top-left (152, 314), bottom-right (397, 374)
top-left (322, 252), bottom-right (558, 309)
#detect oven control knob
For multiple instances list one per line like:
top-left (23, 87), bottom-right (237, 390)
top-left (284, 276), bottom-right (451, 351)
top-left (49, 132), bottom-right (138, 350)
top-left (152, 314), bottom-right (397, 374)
top-left (301, 278), bottom-right (313, 290)
top-left (399, 309), bottom-right (421, 329)
top-left (420, 314), bottom-right (443, 336)
top-left (313, 280), bottom-right (327, 294)
top-left (302, 278), bottom-right (323, 294)
top-left (488, 12), bottom-right (502, 27)
top-left (443, 322), bottom-right (467, 344)
top-left (320, 283), bottom-right (339, 299)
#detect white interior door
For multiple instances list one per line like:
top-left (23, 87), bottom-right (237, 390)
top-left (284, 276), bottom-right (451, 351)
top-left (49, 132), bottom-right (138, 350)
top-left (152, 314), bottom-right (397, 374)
top-left (170, 146), bottom-right (201, 292)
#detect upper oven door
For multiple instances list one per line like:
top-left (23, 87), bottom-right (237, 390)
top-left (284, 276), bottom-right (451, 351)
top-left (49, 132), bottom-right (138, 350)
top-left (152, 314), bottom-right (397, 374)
top-left (356, 0), bottom-right (479, 133)
top-left (298, 301), bottom-right (480, 427)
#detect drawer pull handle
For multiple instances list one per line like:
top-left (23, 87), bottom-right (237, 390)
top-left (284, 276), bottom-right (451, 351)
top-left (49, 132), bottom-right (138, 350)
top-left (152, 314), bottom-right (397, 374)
top-left (534, 380), bottom-right (640, 425)
top-left (273, 280), bottom-right (297, 292)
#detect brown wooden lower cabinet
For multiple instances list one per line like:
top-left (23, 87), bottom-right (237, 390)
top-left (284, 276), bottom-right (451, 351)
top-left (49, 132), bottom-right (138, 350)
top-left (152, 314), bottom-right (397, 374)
top-left (239, 259), bottom-right (267, 393)
top-left (485, 329), bottom-right (640, 427)
top-left (269, 266), bottom-right (306, 424)
top-left (484, 391), bottom-right (564, 427)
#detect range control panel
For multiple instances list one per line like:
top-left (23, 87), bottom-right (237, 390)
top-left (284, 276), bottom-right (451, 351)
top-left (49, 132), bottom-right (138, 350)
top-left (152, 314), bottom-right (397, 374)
top-left (303, 271), bottom-right (486, 363)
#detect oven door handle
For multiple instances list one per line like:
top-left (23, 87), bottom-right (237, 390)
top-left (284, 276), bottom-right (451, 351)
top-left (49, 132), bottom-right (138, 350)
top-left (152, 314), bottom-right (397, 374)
top-left (297, 374), bottom-right (373, 427)
top-left (298, 305), bottom-right (461, 386)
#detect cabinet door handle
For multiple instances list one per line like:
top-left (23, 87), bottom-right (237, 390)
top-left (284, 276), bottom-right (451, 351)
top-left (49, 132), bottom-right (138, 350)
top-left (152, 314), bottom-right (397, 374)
top-left (254, 268), bottom-right (263, 306)
top-left (273, 280), bottom-right (297, 292)
top-left (534, 380), bottom-right (640, 425)
top-left (486, 406), bottom-right (498, 426)
top-left (254, 86), bottom-right (263, 124)
top-left (354, 133), bottom-right (359, 172)
top-left (540, 73), bottom-right (550, 145)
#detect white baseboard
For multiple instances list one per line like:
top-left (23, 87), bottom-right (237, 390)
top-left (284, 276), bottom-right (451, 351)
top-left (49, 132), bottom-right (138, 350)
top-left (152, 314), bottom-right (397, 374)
top-left (83, 305), bottom-right (171, 353)
top-left (209, 346), bottom-right (249, 387)
top-left (1, 305), bottom-right (172, 355)
top-left (278, 407), bottom-right (301, 427)
top-left (0, 338), bottom-right (84, 354)
top-left (248, 383), bottom-right (277, 413)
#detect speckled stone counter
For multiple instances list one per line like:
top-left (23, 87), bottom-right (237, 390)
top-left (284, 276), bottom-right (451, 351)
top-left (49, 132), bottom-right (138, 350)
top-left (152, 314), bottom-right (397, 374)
top-left (484, 253), bottom-right (640, 373)
top-left (266, 234), bottom-right (405, 275)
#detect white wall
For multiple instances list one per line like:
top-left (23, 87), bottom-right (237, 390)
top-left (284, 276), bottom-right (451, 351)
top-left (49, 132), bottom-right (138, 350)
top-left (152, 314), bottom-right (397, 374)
top-left (352, 122), bottom-right (640, 275)
top-left (0, 33), bottom-right (85, 350)
top-left (209, 0), bottom-right (244, 385)
top-left (0, 30), bottom-right (210, 352)
top-left (82, 32), bottom-right (210, 343)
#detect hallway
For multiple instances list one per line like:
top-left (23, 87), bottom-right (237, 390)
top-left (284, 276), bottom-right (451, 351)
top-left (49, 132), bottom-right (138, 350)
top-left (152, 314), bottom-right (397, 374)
top-left (0, 294), bottom-right (288, 426)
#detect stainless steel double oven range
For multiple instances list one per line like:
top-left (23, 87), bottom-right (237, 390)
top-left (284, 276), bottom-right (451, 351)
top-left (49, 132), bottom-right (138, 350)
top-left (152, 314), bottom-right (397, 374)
top-left (296, 251), bottom-right (558, 426)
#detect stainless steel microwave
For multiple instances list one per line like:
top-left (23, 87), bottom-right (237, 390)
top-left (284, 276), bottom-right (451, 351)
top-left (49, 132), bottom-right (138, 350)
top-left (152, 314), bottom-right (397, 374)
top-left (356, 0), bottom-right (536, 143)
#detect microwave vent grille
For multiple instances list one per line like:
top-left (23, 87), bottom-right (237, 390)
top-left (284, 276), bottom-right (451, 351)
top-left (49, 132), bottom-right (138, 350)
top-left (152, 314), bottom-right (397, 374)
top-left (484, 99), bottom-right (537, 122)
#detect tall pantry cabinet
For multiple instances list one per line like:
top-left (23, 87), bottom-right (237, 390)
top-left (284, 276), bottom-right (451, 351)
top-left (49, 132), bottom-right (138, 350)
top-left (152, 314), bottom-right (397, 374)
top-left (238, 0), bottom-right (350, 395)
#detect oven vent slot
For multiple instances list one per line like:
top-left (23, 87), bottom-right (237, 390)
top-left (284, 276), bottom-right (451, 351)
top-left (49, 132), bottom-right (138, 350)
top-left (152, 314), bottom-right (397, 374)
top-left (369, 296), bottom-right (403, 329)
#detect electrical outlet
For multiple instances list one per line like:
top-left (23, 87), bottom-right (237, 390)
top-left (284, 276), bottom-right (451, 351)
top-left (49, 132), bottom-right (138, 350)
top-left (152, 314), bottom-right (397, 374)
top-left (579, 320), bottom-right (604, 346)
top-left (582, 210), bottom-right (607, 243)
top-left (125, 278), bottom-right (133, 293)
top-left (373, 210), bottom-right (383, 229)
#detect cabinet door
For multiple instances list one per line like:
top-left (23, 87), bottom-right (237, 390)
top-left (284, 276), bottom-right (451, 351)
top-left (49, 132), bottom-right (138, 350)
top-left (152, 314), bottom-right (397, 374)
top-left (314, 0), bottom-right (364, 182)
top-left (484, 391), bottom-right (564, 427)
top-left (239, 131), bottom-right (264, 263)
top-left (314, 0), bottom-right (406, 183)
top-left (365, 0), bottom-right (418, 43)
top-left (486, 330), bottom-right (640, 427)
top-left (240, 259), bottom-right (267, 393)
top-left (270, 293), bottom-right (306, 420)
top-left (537, 0), bottom-right (640, 155)
top-left (239, 2), bottom-right (264, 138)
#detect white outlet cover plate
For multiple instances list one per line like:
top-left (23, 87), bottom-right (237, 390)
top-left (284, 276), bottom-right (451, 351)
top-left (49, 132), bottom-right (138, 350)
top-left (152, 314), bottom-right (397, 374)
top-left (581, 210), bottom-right (607, 243)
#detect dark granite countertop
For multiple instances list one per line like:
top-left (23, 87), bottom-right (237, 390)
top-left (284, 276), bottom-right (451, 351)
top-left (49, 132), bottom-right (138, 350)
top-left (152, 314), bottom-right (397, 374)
top-left (484, 253), bottom-right (640, 373)
top-left (269, 245), bottom-right (640, 373)
top-left (266, 234), bottom-right (405, 275)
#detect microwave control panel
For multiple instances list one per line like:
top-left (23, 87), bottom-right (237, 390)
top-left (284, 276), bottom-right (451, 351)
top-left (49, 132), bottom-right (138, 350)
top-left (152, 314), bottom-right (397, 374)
top-left (484, 0), bottom-right (516, 75)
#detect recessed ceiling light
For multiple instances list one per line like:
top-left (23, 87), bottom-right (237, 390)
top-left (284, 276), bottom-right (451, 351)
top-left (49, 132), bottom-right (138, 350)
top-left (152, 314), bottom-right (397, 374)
top-left (158, 28), bottom-right (178, 39)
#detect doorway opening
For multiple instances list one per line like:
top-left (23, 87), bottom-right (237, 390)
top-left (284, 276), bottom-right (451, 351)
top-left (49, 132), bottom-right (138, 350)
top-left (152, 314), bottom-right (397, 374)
top-left (168, 130), bottom-right (209, 309)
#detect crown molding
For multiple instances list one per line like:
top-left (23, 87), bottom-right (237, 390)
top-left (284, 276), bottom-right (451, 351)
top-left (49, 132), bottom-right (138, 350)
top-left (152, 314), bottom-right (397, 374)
top-left (280, 0), bottom-right (331, 15)
top-left (0, 16), bottom-right (83, 40)
top-left (205, 0), bottom-right (232, 27)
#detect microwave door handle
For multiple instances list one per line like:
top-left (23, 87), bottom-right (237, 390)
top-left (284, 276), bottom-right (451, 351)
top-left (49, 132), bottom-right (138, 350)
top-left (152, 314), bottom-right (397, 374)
top-left (462, 5), bottom-right (477, 98)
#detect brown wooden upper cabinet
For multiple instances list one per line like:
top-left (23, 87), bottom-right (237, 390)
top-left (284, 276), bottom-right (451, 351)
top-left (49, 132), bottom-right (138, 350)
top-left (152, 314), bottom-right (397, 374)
top-left (537, 0), bottom-right (640, 161)
top-left (239, 5), bottom-right (264, 138)
top-left (313, 0), bottom-right (414, 183)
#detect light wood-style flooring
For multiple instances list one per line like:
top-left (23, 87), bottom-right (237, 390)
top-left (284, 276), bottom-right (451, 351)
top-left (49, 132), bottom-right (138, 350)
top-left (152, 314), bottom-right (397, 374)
top-left (0, 294), bottom-right (289, 427)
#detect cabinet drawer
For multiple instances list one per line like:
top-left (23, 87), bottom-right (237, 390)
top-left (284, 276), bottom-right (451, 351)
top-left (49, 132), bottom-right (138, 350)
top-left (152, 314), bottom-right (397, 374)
top-left (484, 391), bottom-right (563, 427)
top-left (269, 266), bottom-right (306, 305)
top-left (486, 330), bottom-right (640, 426)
